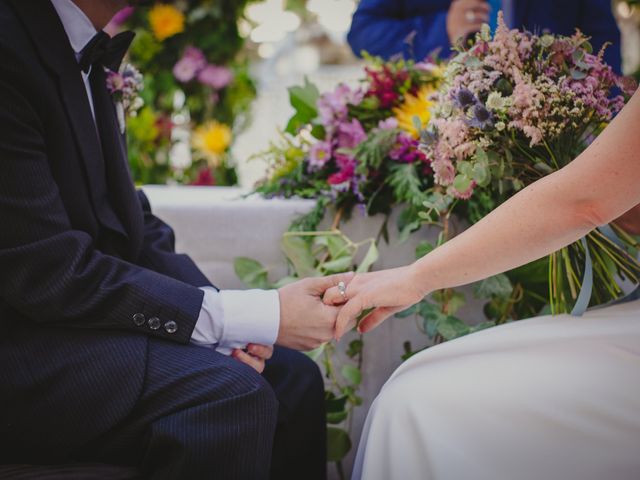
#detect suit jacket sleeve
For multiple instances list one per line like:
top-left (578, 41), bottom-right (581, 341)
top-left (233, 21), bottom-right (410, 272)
top-left (136, 190), bottom-right (216, 289)
top-left (347, 0), bottom-right (451, 60)
top-left (0, 78), bottom-right (203, 344)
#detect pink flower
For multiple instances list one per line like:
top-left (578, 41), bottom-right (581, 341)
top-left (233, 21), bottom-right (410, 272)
top-left (309, 141), bottom-right (332, 170)
top-left (432, 159), bottom-right (455, 186)
top-left (336, 119), bottom-right (366, 149)
top-left (173, 47), bottom-right (207, 83)
top-left (377, 117), bottom-right (399, 130)
top-left (197, 65), bottom-right (234, 90)
top-left (318, 84), bottom-right (364, 125)
top-left (328, 158), bottom-right (356, 187)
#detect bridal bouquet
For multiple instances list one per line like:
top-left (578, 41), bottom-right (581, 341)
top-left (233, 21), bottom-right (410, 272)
top-left (255, 56), bottom-right (442, 232)
top-left (420, 14), bottom-right (640, 314)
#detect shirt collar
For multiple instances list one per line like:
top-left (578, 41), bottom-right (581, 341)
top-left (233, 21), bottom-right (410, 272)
top-left (50, 0), bottom-right (97, 55)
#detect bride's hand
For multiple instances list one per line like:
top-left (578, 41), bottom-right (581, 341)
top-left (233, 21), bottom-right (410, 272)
top-left (323, 265), bottom-right (427, 340)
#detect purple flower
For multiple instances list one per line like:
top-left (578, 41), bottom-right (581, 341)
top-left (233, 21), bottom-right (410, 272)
top-left (389, 132), bottom-right (426, 163)
top-left (173, 47), bottom-right (207, 83)
top-left (197, 65), bottom-right (234, 90)
top-left (317, 84), bottom-right (364, 126)
top-left (453, 87), bottom-right (478, 110)
top-left (106, 71), bottom-right (125, 94)
top-left (336, 118), bottom-right (366, 149)
top-left (468, 104), bottom-right (493, 129)
top-left (308, 141), bottom-right (332, 170)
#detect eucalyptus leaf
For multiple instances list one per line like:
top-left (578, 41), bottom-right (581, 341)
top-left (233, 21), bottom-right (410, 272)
top-left (570, 69), bottom-right (588, 80)
top-left (327, 428), bottom-right (352, 462)
top-left (453, 174), bottom-right (472, 193)
top-left (357, 241), bottom-right (379, 273)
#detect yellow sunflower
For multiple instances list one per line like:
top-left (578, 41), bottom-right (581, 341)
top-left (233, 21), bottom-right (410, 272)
top-left (148, 5), bottom-right (185, 41)
top-left (193, 121), bottom-right (232, 165)
top-left (393, 86), bottom-right (435, 138)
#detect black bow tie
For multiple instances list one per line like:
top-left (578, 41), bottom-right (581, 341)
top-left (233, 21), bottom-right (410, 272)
top-left (79, 30), bottom-right (135, 74)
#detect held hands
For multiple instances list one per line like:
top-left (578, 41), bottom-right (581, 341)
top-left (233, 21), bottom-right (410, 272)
top-left (234, 267), bottom-right (424, 373)
top-left (323, 265), bottom-right (427, 340)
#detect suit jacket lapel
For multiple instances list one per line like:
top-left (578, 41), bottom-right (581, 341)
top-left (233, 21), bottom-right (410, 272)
top-left (8, 0), bottom-right (133, 244)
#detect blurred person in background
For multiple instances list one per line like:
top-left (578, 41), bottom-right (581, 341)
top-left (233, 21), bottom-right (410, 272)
top-left (348, 0), bottom-right (622, 73)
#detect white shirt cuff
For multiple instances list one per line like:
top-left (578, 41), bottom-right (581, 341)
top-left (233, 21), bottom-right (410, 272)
top-left (218, 289), bottom-right (280, 354)
top-left (190, 287), bottom-right (280, 356)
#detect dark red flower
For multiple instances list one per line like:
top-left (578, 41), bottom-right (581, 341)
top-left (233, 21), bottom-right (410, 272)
top-left (191, 167), bottom-right (216, 186)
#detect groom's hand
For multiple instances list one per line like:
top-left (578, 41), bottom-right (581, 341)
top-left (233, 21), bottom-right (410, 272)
top-left (276, 273), bottom-right (354, 351)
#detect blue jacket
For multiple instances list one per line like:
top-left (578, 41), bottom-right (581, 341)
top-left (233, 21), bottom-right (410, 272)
top-left (348, 0), bottom-right (622, 73)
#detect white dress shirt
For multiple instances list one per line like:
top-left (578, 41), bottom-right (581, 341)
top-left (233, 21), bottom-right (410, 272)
top-left (50, 0), bottom-right (280, 354)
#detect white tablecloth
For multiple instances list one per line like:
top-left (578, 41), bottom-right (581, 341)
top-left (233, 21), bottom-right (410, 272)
top-left (143, 185), bottom-right (484, 477)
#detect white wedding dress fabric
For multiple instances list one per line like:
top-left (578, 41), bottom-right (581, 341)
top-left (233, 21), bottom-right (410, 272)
top-left (353, 299), bottom-right (640, 480)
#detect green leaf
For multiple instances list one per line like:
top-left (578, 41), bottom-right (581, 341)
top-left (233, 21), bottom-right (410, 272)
top-left (395, 304), bottom-right (418, 318)
top-left (436, 315), bottom-right (470, 340)
top-left (234, 257), bottom-right (271, 289)
top-left (570, 69), bottom-right (588, 80)
top-left (325, 394), bottom-right (348, 413)
top-left (285, 77), bottom-right (320, 134)
top-left (281, 235), bottom-right (319, 278)
top-left (322, 256), bottom-right (354, 274)
top-left (305, 344), bottom-right (325, 361)
top-left (273, 276), bottom-right (298, 288)
top-left (327, 411), bottom-right (348, 424)
top-left (416, 241), bottom-right (435, 259)
top-left (357, 241), bottom-right (379, 273)
top-left (326, 234), bottom-right (352, 259)
top-left (474, 274), bottom-right (513, 299)
top-left (446, 291), bottom-right (466, 315)
top-left (388, 163), bottom-right (426, 207)
top-left (534, 162), bottom-right (554, 174)
top-left (346, 339), bottom-right (363, 358)
top-left (453, 174), bottom-right (472, 193)
top-left (469, 320), bottom-right (496, 333)
top-left (341, 364), bottom-right (362, 386)
top-left (327, 427), bottom-right (352, 462)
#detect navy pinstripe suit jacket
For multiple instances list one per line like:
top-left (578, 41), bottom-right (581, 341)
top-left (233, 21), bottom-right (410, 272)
top-left (0, 0), bottom-right (217, 461)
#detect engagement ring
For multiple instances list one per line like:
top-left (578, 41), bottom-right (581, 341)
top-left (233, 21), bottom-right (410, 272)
top-left (338, 281), bottom-right (347, 298)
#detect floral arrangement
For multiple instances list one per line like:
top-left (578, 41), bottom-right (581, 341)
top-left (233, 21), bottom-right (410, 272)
top-left (255, 56), bottom-right (442, 234)
top-left (418, 15), bottom-right (639, 318)
top-left (110, 1), bottom-right (256, 185)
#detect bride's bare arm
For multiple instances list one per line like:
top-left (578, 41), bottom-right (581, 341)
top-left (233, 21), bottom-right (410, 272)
top-left (327, 91), bottom-right (640, 338)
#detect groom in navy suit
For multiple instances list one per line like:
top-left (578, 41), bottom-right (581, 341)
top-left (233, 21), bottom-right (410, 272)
top-left (0, 0), bottom-right (346, 478)
top-left (348, 0), bottom-right (622, 73)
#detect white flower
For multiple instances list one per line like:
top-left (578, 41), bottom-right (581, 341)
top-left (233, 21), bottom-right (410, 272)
top-left (480, 24), bottom-right (491, 41)
top-left (495, 121), bottom-right (506, 131)
top-left (486, 92), bottom-right (507, 111)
